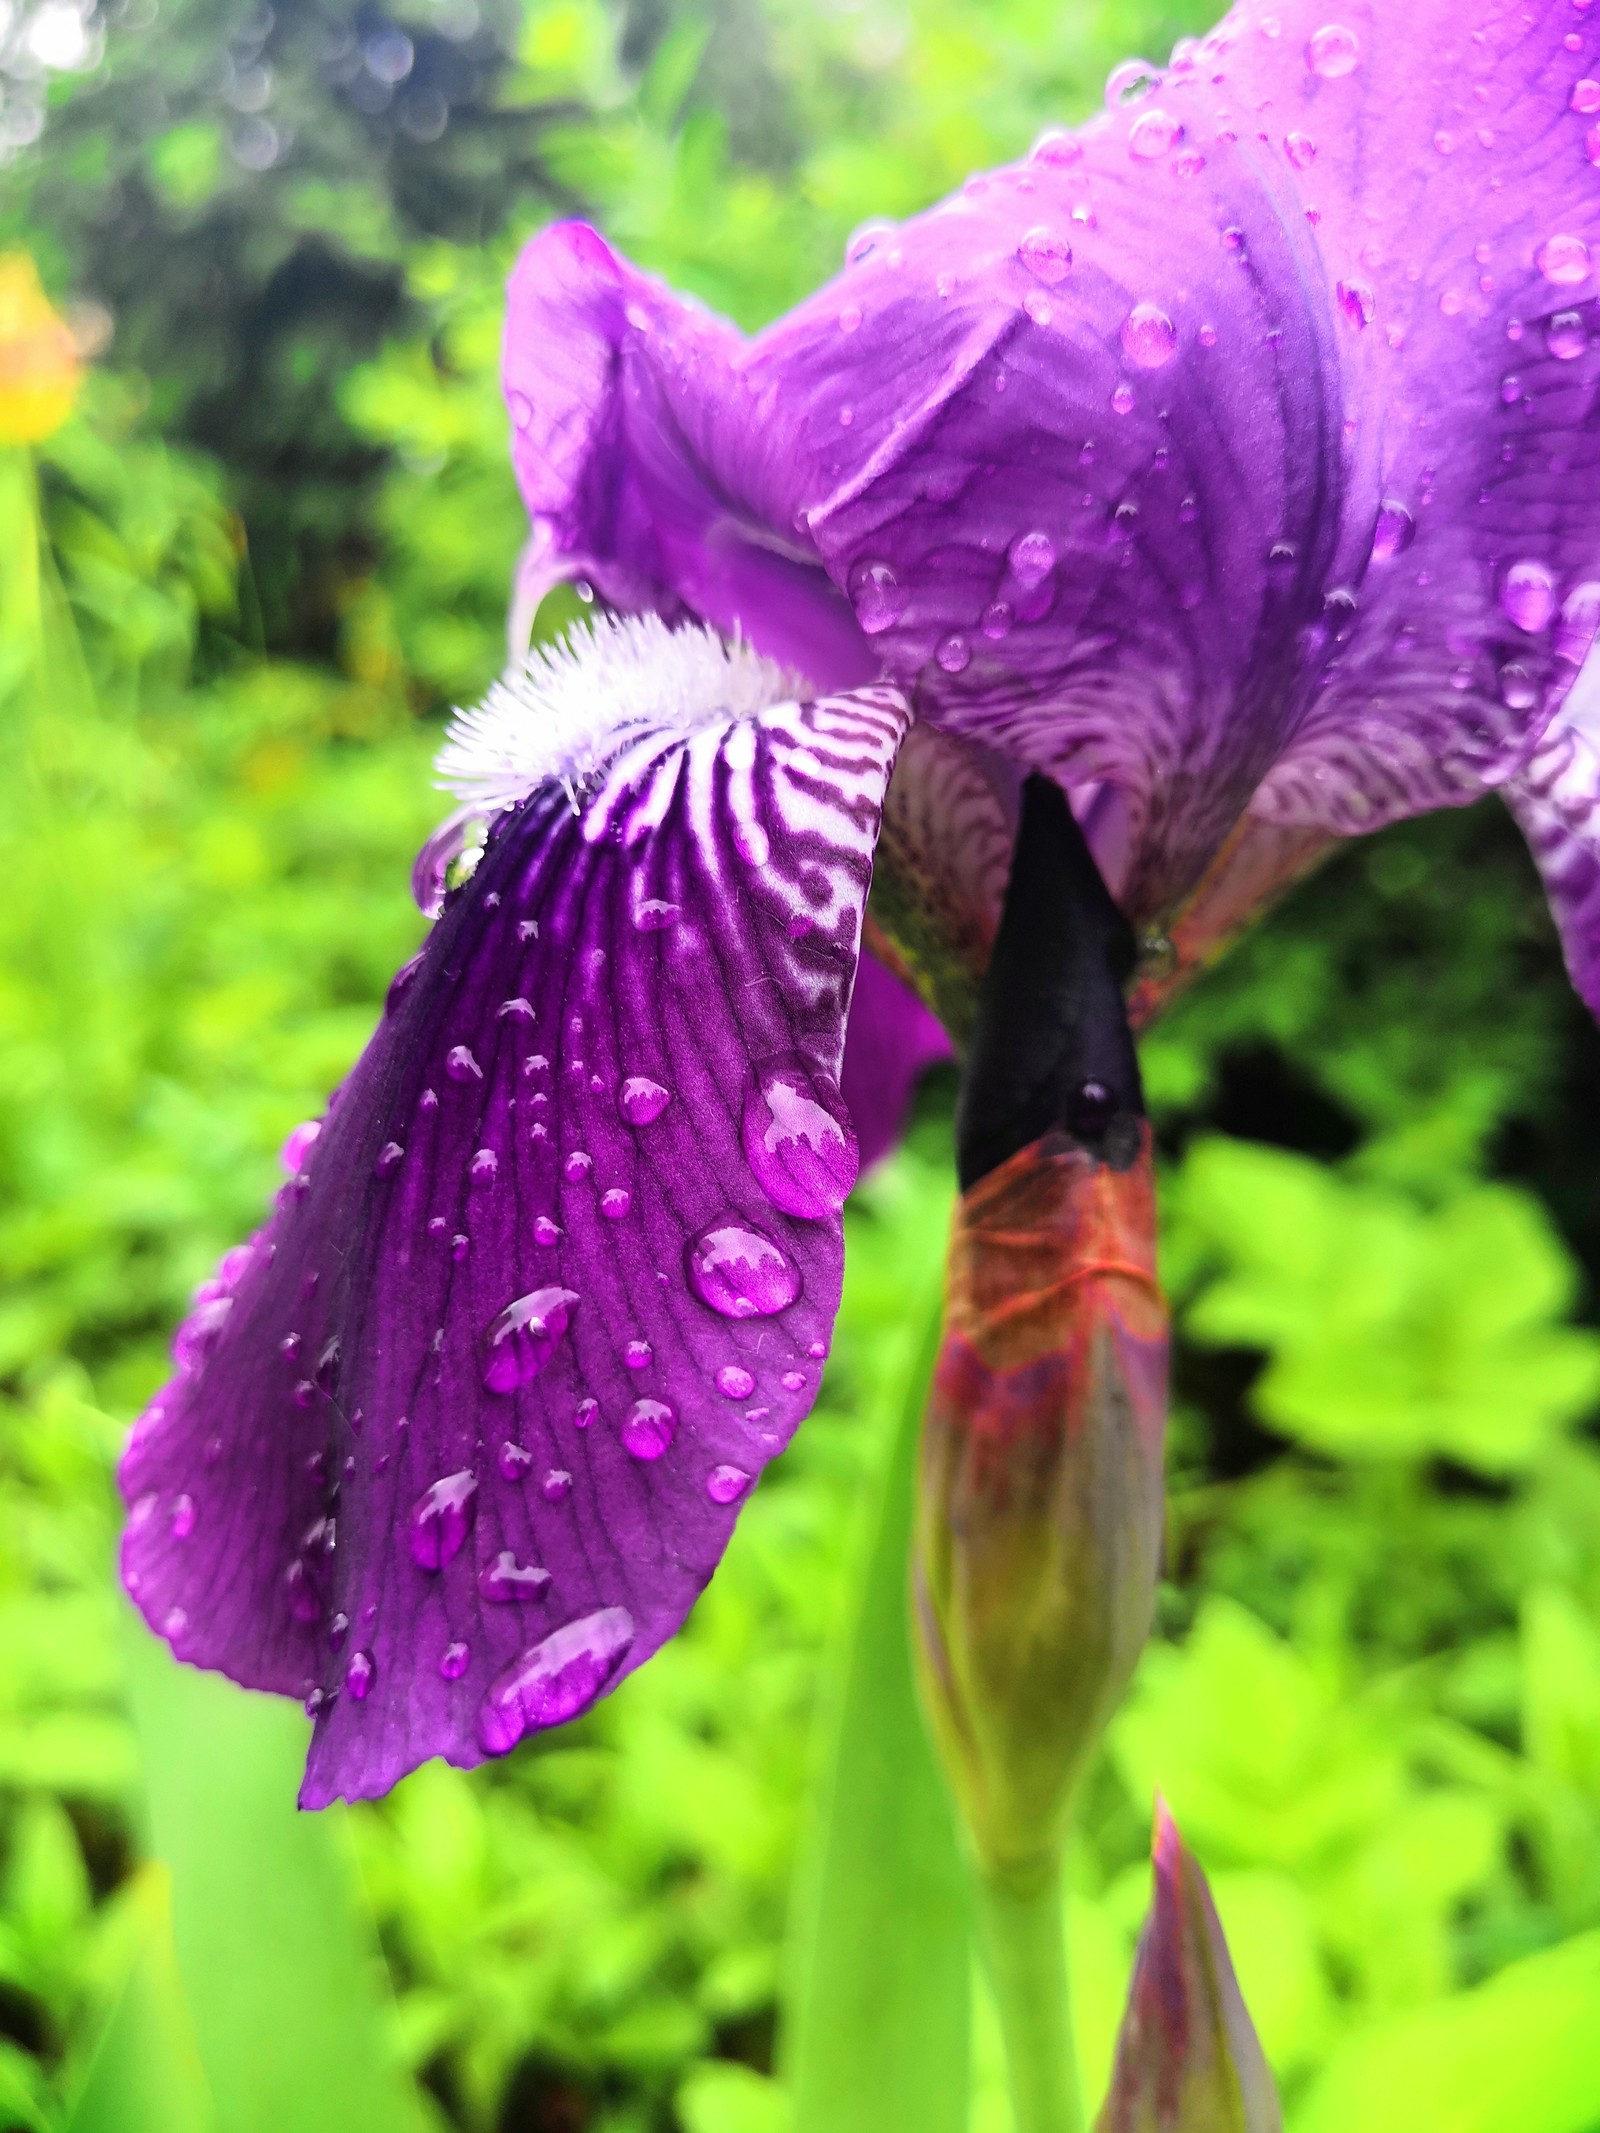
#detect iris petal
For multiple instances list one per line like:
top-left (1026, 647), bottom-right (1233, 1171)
top-left (121, 676), bottom-right (908, 1803)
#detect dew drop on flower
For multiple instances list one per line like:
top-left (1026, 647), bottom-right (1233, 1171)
top-left (1336, 280), bottom-right (1374, 330)
top-left (1010, 528), bottom-right (1057, 585)
top-left (470, 1148), bottom-right (498, 1187)
top-left (170, 1493), bottom-right (196, 1539)
top-left (328, 1612), bottom-right (348, 1653)
top-left (174, 1295), bottom-right (231, 1374)
top-left (1018, 226), bottom-right (1072, 284)
top-left (374, 1140), bottom-right (405, 1177)
top-left (1500, 372), bottom-right (1523, 405)
top-left (687, 1223), bottom-right (802, 1318)
top-left (600, 1188), bottom-right (631, 1220)
top-left (563, 1150), bottom-right (592, 1183)
top-left (533, 1217), bottom-right (562, 1248)
top-left (575, 1397), bottom-right (598, 1427)
top-left (440, 1640), bottom-right (470, 1681)
top-left (1547, 310), bottom-right (1588, 359)
top-left (1370, 500), bottom-right (1415, 561)
top-left (733, 820), bottom-right (771, 867)
top-left (845, 220), bottom-right (895, 267)
top-left (1499, 662), bottom-right (1539, 710)
top-left (1030, 127), bottom-right (1083, 166)
top-left (1306, 22), bottom-right (1360, 76)
top-left (619, 1076), bottom-right (671, 1125)
top-left (1501, 560), bottom-right (1556, 632)
top-left (482, 1287), bottom-right (579, 1395)
top-left (1111, 382), bottom-right (1136, 414)
top-left (446, 1045), bottom-right (481, 1082)
top-left (542, 1469), bottom-right (572, 1504)
top-left (478, 1607), bottom-right (636, 1752)
top-left (622, 1399), bottom-right (675, 1460)
top-left (1537, 232), bottom-right (1591, 284)
top-left (346, 1649), bottom-right (375, 1700)
top-left (936, 633), bottom-right (971, 673)
top-left (838, 302), bottom-right (863, 333)
top-left (480, 1550), bottom-right (551, 1603)
top-left (848, 559), bottom-right (907, 634)
top-left (1587, 122), bottom-right (1600, 165)
top-left (1121, 303), bottom-right (1178, 369)
top-left (707, 1465), bottom-right (751, 1505)
top-left (633, 898), bottom-right (680, 931)
top-left (742, 1065), bottom-right (858, 1219)
top-left (1105, 56), bottom-right (1159, 106)
top-left (497, 1439), bottom-right (534, 1482)
top-left (716, 1364), bottom-right (756, 1399)
top-left (1284, 130), bottom-right (1317, 167)
top-left (281, 1120), bottom-right (321, 1174)
top-left (625, 1338), bottom-right (652, 1370)
top-left (1127, 108), bottom-right (1181, 159)
top-left (781, 1369), bottom-right (807, 1391)
top-left (1573, 77), bottom-right (1600, 111)
top-left (408, 1470), bottom-right (479, 1570)
top-left (981, 600), bottom-right (1014, 638)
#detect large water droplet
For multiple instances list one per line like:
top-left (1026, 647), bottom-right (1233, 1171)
top-left (480, 1550), bottom-right (551, 1603)
top-left (470, 1148), bottom-right (499, 1187)
top-left (1537, 232), bottom-right (1591, 285)
top-left (1501, 560), bottom-right (1556, 632)
top-left (533, 1217), bottom-right (562, 1248)
top-left (1018, 226), bottom-right (1073, 284)
top-left (1120, 303), bottom-right (1177, 369)
top-left (687, 1223), bottom-right (803, 1317)
top-left (1127, 108), bottom-right (1181, 159)
top-left (478, 1606), bottom-right (636, 1753)
top-left (625, 1338), bottom-right (652, 1370)
top-left (482, 1287), bottom-right (579, 1394)
top-left (1548, 310), bottom-right (1588, 359)
top-left (742, 1064), bottom-right (859, 1219)
top-left (622, 1399), bottom-right (675, 1460)
top-left (542, 1469), bottom-right (573, 1504)
top-left (716, 1364), bottom-right (756, 1399)
top-left (408, 1470), bottom-right (479, 1570)
top-left (619, 1076), bottom-right (671, 1125)
top-left (1370, 500), bottom-right (1415, 562)
top-left (706, 1465), bottom-right (752, 1505)
top-left (1306, 22), bottom-right (1360, 76)
top-left (848, 559), bottom-right (907, 635)
top-left (1010, 529), bottom-right (1057, 586)
top-left (845, 219), bottom-right (895, 268)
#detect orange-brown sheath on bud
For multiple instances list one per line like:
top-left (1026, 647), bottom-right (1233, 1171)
top-left (913, 1125), bottom-right (1168, 1891)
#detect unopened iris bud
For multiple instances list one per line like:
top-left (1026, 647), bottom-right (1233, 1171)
top-left (1097, 1803), bottom-right (1282, 2133)
top-left (912, 1124), bottom-right (1167, 1887)
top-left (0, 255), bottom-right (78, 447)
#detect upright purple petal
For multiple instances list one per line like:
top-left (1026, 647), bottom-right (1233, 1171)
top-left (839, 951), bottom-right (953, 1173)
top-left (505, 0), bottom-right (1600, 953)
top-left (121, 661), bottom-right (908, 1805)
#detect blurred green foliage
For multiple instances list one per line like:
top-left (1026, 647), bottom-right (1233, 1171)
top-left (5, 0), bottom-right (1600, 2127)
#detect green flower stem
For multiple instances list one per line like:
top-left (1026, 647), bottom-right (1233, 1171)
top-left (976, 1858), bottom-right (1085, 2133)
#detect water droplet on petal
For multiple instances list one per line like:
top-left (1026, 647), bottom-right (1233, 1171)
top-left (163, 1605), bottom-right (188, 1640)
top-left (981, 600), bottom-right (1014, 637)
top-left (285, 1556), bottom-right (324, 1623)
top-left (1538, 232), bottom-right (1591, 284)
top-left (446, 1045), bottom-right (482, 1082)
top-left (440, 1640), bottom-right (470, 1681)
top-left (497, 1439), bottom-right (534, 1482)
top-left (478, 1606), bottom-right (636, 1752)
top-left (1105, 56), bottom-right (1159, 106)
top-left (1548, 310), bottom-right (1588, 359)
top-left (781, 1369), bottom-right (807, 1392)
top-left (1010, 529), bottom-right (1057, 585)
top-left (1018, 226), bottom-right (1073, 283)
top-left (848, 559), bottom-right (907, 635)
top-left (408, 1470), bottom-right (479, 1570)
top-left (624, 1338), bottom-right (653, 1370)
top-left (1121, 303), bottom-right (1177, 368)
top-left (412, 811), bottom-right (485, 919)
top-left (706, 1465), bottom-right (751, 1505)
top-left (1499, 661), bottom-right (1539, 710)
top-left (542, 1469), bottom-right (573, 1503)
top-left (1307, 22), bottom-right (1360, 76)
top-left (470, 1148), bottom-right (499, 1186)
top-left (170, 1493), bottom-right (196, 1539)
top-left (1336, 280), bottom-right (1374, 330)
top-left (1501, 560), bottom-right (1556, 632)
top-left (375, 1141), bottom-right (405, 1177)
top-left (533, 1217), bottom-right (562, 1248)
top-left (1127, 107), bottom-right (1181, 159)
top-left (1111, 382), bottom-right (1136, 415)
top-left (1586, 122), bottom-right (1600, 165)
top-left (281, 1120), bottom-right (321, 1174)
top-left (346, 1649), bottom-right (375, 1700)
top-left (1557, 580), bottom-right (1600, 666)
top-left (633, 898), bottom-right (681, 932)
top-left (622, 1399), bottom-right (675, 1460)
top-left (1370, 500), bottom-right (1415, 561)
top-left (742, 1064), bottom-right (859, 1218)
top-left (600, 1188), bottom-right (632, 1220)
top-left (733, 819), bottom-right (771, 867)
top-left (1030, 126), bottom-right (1083, 166)
top-left (173, 1295), bottom-right (232, 1373)
top-left (574, 1397), bottom-right (598, 1428)
top-left (328, 1611), bottom-right (349, 1654)
top-left (936, 632), bottom-right (971, 673)
top-left (1573, 77), bottom-right (1600, 112)
top-left (564, 1150), bottom-right (592, 1183)
top-left (619, 1076), bottom-right (671, 1125)
top-left (687, 1223), bottom-right (802, 1318)
top-left (716, 1364), bottom-right (756, 1398)
top-left (480, 1550), bottom-right (552, 1603)
top-left (482, 1288), bottom-right (579, 1394)
top-left (1284, 130), bottom-right (1317, 167)
top-left (838, 302), bottom-right (863, 332)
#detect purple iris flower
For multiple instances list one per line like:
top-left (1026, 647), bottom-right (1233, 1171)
top-left (124, 0), bottom-right (1600, 1806)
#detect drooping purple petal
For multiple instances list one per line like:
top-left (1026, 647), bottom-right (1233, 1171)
top-left (504, 0), bottom-right (1600, 956)
top-left (839, 950), bottom-right (953, 1173)
top-left (121, 675), bottom-right (908, 1805)
top-left (1506, 666), bottom-right (1600, 1012)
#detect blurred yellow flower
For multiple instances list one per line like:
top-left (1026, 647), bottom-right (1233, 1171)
top-left (0, 254), bottom-right (79, 445)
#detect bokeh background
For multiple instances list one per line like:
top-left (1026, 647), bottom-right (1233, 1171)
top-left (6, 1), bottom-right (1600, 2128)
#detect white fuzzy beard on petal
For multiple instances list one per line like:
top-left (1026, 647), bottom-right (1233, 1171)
top-left (435, 614), bottom-right (800, 814)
